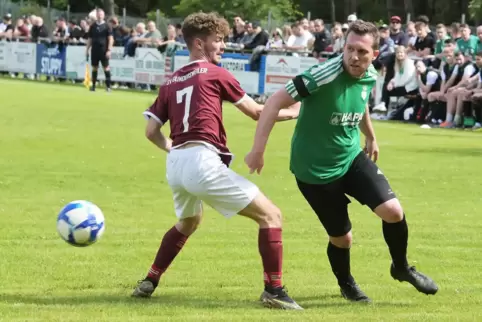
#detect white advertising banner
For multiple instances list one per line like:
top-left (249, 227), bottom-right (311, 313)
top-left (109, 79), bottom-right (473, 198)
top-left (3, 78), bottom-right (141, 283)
top-left (66, 46), bottom-right (135, 82)
top-left (263, 55), bottom-right (319, 94)
top-left (134, 48), bottom-right (165, 85)
top-left (9, 42), bottom-right (36, 73)
top-left (0, 41), bottom-right (9, 71)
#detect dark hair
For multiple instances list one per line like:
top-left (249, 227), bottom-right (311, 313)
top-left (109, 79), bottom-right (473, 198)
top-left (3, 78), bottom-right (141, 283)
top-left (417, 15), bottom-right (429, 24)
top-left (477, 51), bottom-right (482, 57)
top-left (346, 20), bottom-right (379, 49)
top-left (182, 12), bottom-right (229, 49)
top-left (460, 23), bottom-right (470, 29)
top-left (444, 38), bottom-right (455, 45)
top-left (415, 21), bottom-right (427, 30)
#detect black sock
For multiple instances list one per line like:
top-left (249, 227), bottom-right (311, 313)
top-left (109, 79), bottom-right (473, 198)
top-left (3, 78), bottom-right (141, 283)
top-left (382, 215), bottom-right (409, 269)
top-left (105, 70), bottom-right (111, 89)
top-left (327, 242), bottom-right (354, 286)
top-left (92, 70), bottom-right (98, 89)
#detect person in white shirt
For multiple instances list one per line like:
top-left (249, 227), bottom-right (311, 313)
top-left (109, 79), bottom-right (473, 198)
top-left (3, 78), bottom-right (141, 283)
top-left (284, 21), bottom-right (312, 51)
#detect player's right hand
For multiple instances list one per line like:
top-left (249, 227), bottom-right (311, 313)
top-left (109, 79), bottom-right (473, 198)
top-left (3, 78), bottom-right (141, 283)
top-left (245, 151), bottom-right (264, 174)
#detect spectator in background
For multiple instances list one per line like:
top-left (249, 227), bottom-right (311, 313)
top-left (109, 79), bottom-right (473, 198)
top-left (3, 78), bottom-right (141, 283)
top-left (266, 28), bottom-right (283, 49)
top-left (156, 24), bottom-right (177, 52)
top-left (175, 23), bottom-right (184, 44)
top-left (331, 23), bottom-right (344, 54)
top-left (281, 25), bottom-right (291, 43)
top-left (378, 24), bottom-right (395, 59)
top-left (136, 21), bottom-right (162, 46)
top-left (14, 18), bottom-right (30, 40)
top-left (109, 17), bottom-right (124, 46)
top-left (31, 16), bottom-right (49, 42)
top-left (434, 24), bottom-right (450, 58)
top-left (308, 20), bottom-right (315, 34)
top-left (68, 20), bottom-right (82, 43)
top-left (346, 14), bottom-right (357, 25)
top-left (25, 15), bottom-right (35, 31)
top-left (53, 17), bottom-right (69, 42)
top-left (416, 15), bottom-right (434, 39)
top-left (406, 22), bottom-right (417, 49)
top-left (450, 22), bottom-right (462, 41)
top-left (309, 19), bottom-right (331, 57)
top-left (382, 46), bottom-right (418, 110)
top-left (457, 24), bottom-right (478, 59)
top-left (232, 16), bottom-right (245, 43)
top-left (413, 21), bottom-right (435, 57)
top-left (240, 22), bottom-right (255, 45)
top-left (389, 16), bottom-right (407, 46)
top-left (0, 13), bottom-right (13, 39)
top-left (242, 21), bottom-right (269, 50)
top-left (284, 21), bottom-right (312, 51)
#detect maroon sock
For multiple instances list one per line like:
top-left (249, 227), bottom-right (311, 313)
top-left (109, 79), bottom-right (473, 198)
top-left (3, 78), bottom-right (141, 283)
top-left (147, 226), bottom-right (188, 284)
top-left (258, 228), bottom-right (283, 288)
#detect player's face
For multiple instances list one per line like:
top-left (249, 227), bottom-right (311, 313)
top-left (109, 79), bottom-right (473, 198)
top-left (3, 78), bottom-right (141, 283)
top-left (343, 32), bottom-right (377, 78)
top-left (462, 27), bottom-right (471, 39)
top-left (202, 33), bottom-right (225, 65)
top-left (445, 52), bottom-right (454, 64)
top-left (436, 29), bottom-right (446, 40)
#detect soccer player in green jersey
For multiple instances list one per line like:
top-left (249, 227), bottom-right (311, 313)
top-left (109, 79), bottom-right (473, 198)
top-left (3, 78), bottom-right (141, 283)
top-left (245, 20), bottom-right (438, 302)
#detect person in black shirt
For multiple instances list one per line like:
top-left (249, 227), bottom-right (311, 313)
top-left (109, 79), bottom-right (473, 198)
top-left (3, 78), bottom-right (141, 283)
top-left (86, 8), bottom-right (113, 92)
top-left (413, 21), bottom-right (435, 57)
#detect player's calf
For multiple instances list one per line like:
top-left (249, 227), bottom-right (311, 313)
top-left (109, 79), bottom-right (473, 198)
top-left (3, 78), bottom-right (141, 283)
top-left (239, 192), bottom-right (302, 310)
top-left (132, 216), bottom-right (201, 298)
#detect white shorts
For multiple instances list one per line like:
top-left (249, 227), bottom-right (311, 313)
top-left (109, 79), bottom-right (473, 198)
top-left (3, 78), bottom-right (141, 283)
top-left (166, 144), bottom-right (259, 219)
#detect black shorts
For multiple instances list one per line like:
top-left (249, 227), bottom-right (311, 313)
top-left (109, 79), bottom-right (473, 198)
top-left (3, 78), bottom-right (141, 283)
top-left (91, 49), bottom-right (109, 68)
top-left (296, 151), bottom-right (396, 237)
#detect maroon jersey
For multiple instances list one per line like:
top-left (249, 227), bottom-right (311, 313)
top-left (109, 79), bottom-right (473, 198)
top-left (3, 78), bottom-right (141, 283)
top-left (143, 60), bottom-right (246, 155)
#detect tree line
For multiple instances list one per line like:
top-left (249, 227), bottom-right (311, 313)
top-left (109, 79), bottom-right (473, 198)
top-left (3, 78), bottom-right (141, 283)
top-left (11, 0), bottom-right (482, 25)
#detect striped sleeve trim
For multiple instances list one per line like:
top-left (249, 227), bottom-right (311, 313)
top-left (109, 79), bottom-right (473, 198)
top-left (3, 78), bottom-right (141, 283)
top-left (285, 80), bottom-right (298, 99)
top-left (285, 55), bottom-right (344, 100)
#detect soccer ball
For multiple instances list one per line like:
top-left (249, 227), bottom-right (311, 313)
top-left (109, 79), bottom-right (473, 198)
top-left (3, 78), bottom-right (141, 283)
top-left (56, 200), bottom-right (105, 247)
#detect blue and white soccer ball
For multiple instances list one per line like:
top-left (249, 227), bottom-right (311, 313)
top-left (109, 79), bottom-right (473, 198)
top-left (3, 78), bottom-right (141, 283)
top-left (56, 200), bottom-right (105, 247)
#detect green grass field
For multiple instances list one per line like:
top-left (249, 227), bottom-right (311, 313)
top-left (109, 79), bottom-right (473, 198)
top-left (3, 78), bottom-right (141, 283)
top-left (1, 79), bottom-right (482, 321)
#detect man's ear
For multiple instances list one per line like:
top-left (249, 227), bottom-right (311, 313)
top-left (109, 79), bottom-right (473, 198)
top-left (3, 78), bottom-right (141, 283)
top-left (373, 50), bottom-right (379, 60)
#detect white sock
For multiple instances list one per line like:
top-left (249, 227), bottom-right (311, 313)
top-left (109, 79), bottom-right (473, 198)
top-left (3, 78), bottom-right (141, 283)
top-left (454, 115), bottom-right (462, 125)
top-left (446, 114), bottom-right (454, 122)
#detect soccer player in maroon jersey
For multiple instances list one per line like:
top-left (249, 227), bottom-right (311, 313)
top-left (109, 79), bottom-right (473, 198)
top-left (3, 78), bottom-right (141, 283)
top-left (131, 12), bottom-right (302, 310)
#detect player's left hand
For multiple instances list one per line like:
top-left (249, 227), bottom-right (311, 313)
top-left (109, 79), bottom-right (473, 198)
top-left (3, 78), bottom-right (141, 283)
top-left (364, 139), bottom-right (379, 163)
top-left (245, 151), bottom-right (264, 174)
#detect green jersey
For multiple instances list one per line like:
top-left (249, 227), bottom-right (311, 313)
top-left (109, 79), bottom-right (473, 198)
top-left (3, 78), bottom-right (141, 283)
top-left (285, 55), bottom-right (377, 184)
top-left (435, 36), bottom-right (451, 55)
top-left (456, 35), bottom-right (479, 58)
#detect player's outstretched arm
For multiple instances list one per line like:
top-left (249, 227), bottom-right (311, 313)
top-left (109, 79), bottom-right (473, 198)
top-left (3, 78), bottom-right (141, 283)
top-left (235, 95), bottom-right (299, 121)
top-left (244, 88), bottom-right (297, 174)
top-left (360, 105), bottom-right (379, 162)
top-left (145, 118), bottom-right (172, 153)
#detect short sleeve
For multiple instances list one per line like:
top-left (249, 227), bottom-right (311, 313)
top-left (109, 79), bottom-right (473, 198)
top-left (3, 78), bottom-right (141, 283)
top-left (426, 71), bottom-right (438, 85)
top-left (464, 64), bottom-right (476, 77)
top-left (87, 24), bottom-right (93, 38)
top-left (143, 86), bottom-right (168, 125)
top-left (107, 26), bottom-right (113, 36)
top-left (219, 69), bottom-right (246, 105)
top-left (440, 70), bottom-right (446, 82)
top-left (285, 54), bottom-right (343, 102)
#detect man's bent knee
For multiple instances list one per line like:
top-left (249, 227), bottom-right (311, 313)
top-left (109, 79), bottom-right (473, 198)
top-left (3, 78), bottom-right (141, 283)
top-left (176, 214), bottom-right (202, 236)
top-left (374, 199), bottom-right (404, 223)
top-left (238, 192), bottom-right (282, 228)
top-left (329, 231), bottom-right (352, 248)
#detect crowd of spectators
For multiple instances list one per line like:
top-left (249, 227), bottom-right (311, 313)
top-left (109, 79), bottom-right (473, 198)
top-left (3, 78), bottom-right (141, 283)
top-left (1, 10), bottom-right (482, 129)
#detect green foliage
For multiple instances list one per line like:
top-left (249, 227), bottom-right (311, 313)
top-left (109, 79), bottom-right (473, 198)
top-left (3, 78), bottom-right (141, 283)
top-left (146, 9), bottom-right (165, 22)
top-left (469, 0), bottom-right (482, 20)
top-left (18, 4), bottom-right (44, 16)
top-left (174, 0), bottom-right (301, 22)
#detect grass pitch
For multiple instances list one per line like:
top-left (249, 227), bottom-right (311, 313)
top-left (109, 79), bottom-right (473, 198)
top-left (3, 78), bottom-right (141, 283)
top-left (1, 79), bottom-right (482, 321)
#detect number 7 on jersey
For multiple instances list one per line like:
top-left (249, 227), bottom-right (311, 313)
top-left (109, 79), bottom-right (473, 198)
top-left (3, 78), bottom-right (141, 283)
top-left (176, 85), bottom-right (194, 133)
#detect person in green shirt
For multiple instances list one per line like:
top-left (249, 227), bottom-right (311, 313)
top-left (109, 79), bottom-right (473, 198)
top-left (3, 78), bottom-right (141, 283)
top-left (434, 23), bottom-right (451, 56)
top-left (456, 24), bottom-right (478, 59)
top-left (245, 20), bottom-right (438, 302)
